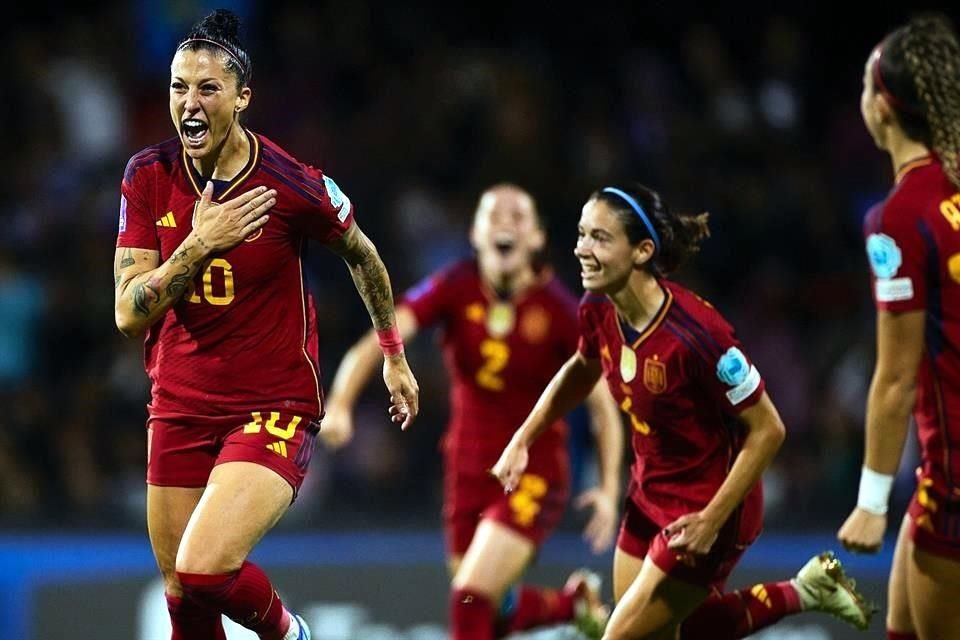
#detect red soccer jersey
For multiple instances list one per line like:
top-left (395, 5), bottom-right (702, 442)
top-left (401, 260), bottom-right (580, 474)
top-left (578, 281), bottom-right (766, 529)
top-left (115, 130), bottom-right (353, 420)
top-left (863, 155), bottom-right (960, 492)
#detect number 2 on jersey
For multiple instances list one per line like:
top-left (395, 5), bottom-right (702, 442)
top-left (476, 338), bottom-right (510, 391)
top-left (188, 258), bottom-right (235, 306)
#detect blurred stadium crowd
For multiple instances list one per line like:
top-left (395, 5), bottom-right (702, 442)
top-left (0, 1), bottom-right (939, 532)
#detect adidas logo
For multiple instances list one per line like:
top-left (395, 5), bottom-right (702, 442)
top-left (156, 212), bottom-right (177, 228)
top-left (750, 584), bottom-right (773, 609)
top-left (266, 441), bottom-right (288, 457)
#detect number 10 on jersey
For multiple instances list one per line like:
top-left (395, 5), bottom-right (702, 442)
top-left (188, 258), bottom-right (235, 306)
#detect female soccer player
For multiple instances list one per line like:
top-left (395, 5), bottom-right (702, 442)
top-left (837, 13), bottom-right (960, 640)
top-left (113, 10), bottom-right (418, 640)
top-left (322, 183), bottom-right (622, 638)
top-left (494, 184), bottom-right (872, 638)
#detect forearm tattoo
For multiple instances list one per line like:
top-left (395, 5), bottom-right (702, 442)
top-left (132, 278), bottom-right (161, 316)
top-left (166, 265), bottom-right (193, 300)
top-left (119, 248), bottom-right (135, 269)
top-left (351, 257), bottom-right (395, 331)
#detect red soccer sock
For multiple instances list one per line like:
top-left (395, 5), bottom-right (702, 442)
top-left (887, 632), bottom-right (918, 640)
top-left (165, 593), bottom-right (226, 640)
top-left (501, 584), bottom-right (576, 633)
top-left (177, 561), bottom-right (291, 640)
top-left (450, 587), bottom-right (495, 640)
top-left (680, 582), bottom-right (802, 639)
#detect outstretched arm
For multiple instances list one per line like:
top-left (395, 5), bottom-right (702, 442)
top-left (576, 381), bottom-right (624, 553)
top-left (327, 222), bottom-right (419, 430)
top-left (491, 353), bottom-right (602, 492)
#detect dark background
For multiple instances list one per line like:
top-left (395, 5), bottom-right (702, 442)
top-left (2, 0), bottom-right (956, 546)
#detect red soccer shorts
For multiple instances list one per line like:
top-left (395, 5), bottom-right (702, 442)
top-left (616, 495), bottom-right (760, 592)
top-left (443, 465), bottom-right (570, 556)
top-left (147, 411), bottom-right (320, 496)
top-left (908, 474), bottom-right (960, 561)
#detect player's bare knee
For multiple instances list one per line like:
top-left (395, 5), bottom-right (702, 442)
top-left (174, 540), bottom-right (243, 576)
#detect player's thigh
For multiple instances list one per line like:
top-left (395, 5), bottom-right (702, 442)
top-left (451, 518), bottom-right (537, 601)
top-left (147, 485), bottom-right (205, 593)
top-left (447, 554), bottom-right (463, 579)
top-left (175, 461), bottom-right (293, 575)
top-left (887, 515), bottom-right (915, 634)
top-left (907, 544), bottom-right (960, 639)
top-left (613, 546), bottom-right (646, 603)
top-left (603, 555), bottom-right (708, 640)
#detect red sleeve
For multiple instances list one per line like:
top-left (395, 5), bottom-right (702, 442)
top-left (399, 265), bottom-right (458, 328)
top-left (116, 162), bottom-right (159, 250)
top-left (697, 311), bottom-right (766, 415)
top-left (300, 166), bottom-right (354, 244)
top-left (863, 199), bottom-right (927, 312)
top-left (577, 301), bottom-right (600, 359)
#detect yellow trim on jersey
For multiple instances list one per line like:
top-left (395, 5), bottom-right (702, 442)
top-left (895, 155), bottom-right (933, 184)
top-left (181, 128), bottom-right (261, 199)
top-left (298, 239), bottom-right (323, 416)
top-left (616, 286), bottom-right (674, 349)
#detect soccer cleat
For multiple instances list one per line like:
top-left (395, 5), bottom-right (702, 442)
top-left (791, 550), bottom-right (876, 631)
top-left (294, 613), bottom-right (311, 640)
top-left (563, 568), bottom-right (610, 640)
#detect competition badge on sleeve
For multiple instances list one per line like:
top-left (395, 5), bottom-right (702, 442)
top-left (866, 233), bottom-right (902, 279)
top-left (620, 345), bottom-right (637, 383)
top-left (866, 233), bottom-right (914, 302)
top-left (323, 175), bottom-right (352, 223)
top-left (119, 195), bottom-right (128, 232)
top-left (717, 346), bottom-right (761, 405)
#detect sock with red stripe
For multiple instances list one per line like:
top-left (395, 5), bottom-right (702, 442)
top-left (177, 561), bottom-right (292, 640)
top-left (680, 582), bottom-right (802, 639)
top-left (500, 584), bottom-right (576, 632)
top-left (165, 593), bottom-right (226, 640)
top-left (450, 587), bottom-right (495, 640)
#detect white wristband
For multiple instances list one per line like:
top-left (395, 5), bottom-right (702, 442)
top-left (857, 466), bottom-right (894, 515)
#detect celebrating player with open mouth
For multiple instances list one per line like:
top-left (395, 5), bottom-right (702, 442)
top-left (323, 184), bottom-right (621, 638)
top-left (114, 9), bottom-right (417, 640)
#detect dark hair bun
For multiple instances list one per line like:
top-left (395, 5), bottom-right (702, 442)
top-left (192, 8), bottom-right (242, 42)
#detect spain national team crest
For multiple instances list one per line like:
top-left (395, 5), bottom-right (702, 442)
top-left (619, 346), bottom-right (637, 383)
top-left (486, 302), bottom-right (515, 338)
top-left (643, 356), bottom-right (667, 394)
top-left (520, 305), bottom-right (550, 344)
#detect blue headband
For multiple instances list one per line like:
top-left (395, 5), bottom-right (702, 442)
top-left (601, 187), bottom-right (660, 253)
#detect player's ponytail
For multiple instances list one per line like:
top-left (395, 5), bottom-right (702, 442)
top-left (595, 184), bottom-right (710, 275)
top-left (877, 13), bottom-right (960, 189)
top-left (177, 9), bottom-right (253, 87)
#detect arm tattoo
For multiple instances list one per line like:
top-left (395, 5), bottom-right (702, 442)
top-left (350, 255), bottom-right (395, 331)
top-left (120, 248), bottom-right (135, 268)
top-left (132, 278), bottom-right (161, 316)
top-left (166, 265), bottom-right (193, 300)
top-left (170, 248), bottom-right (189, 264)
top-left (114, 275), bottom-right (121, 289)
